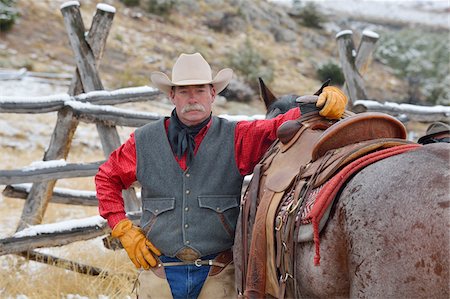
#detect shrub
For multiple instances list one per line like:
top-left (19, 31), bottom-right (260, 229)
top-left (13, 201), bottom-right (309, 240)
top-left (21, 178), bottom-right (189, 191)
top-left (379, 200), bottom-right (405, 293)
top-left (120, 0), bottom-right (140, 7)
top-left (116, 68), bottom-right (148, 88)
top-left (375, 29), bottom-right (450, 105)
top-left (294, 2), bottom-right (324, 29)
top-left (146, 0), bottom-right (176, 17)
top-left (0, 0), bottom-right (18, 32)
top-left (316, 61), bottom-right (345, 86)
top-left (228, 38), bottom-right (274, 92)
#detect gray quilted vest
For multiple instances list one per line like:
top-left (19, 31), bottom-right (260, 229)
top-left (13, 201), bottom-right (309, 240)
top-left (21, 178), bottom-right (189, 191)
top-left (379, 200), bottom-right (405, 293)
top-left (134, 116), bottom-right (244, 257)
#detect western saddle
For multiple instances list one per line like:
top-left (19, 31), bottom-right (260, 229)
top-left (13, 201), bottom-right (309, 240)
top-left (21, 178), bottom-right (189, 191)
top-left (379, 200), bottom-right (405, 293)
top-left (236, 105), bottom-right (411, 299)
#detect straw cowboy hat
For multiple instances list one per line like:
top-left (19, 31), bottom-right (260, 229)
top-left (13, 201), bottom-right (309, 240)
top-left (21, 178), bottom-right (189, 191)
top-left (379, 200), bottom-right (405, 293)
top-left (150, 53), bottom-right (233, 95)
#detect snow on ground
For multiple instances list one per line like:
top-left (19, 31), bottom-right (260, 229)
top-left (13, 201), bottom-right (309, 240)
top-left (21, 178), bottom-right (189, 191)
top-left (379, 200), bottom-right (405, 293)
top-left (0, 78), bottom-right (104, 155)
top-left (0, 76), bottom-right (68, 97)
top-left (271, 0), bottom-right (449, 29)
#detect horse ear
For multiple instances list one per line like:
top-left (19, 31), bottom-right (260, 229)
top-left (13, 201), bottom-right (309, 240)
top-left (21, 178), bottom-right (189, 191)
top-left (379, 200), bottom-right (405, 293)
top-left (258, 77), bottom-right (278, 109)
top-left (314, 78), bottom-right (331, 95)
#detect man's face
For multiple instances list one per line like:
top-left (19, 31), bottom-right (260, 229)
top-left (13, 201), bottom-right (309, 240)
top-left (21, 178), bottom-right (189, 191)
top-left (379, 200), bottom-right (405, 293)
top-left (170, 84), bottom-right (216, 126)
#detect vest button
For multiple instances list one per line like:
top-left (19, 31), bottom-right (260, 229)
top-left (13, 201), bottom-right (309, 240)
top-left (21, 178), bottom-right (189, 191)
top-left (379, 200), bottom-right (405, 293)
top-left (184, 224), bottom-right (189, 228)
top-left (186, 190), bottom-right (190, 194)
top-left (186, 240), bottom-right (190, 245)
top-left (186, 173), bottom-right (190, 177)
top-left (185, 207), bottom-right (189, 212)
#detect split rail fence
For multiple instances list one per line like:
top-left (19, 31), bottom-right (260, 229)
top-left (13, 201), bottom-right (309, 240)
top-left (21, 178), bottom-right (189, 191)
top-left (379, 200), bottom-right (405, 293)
top-left (0, 1), bottom-right (448, 278)
top-left (0, 2), bottom-right (164, 276)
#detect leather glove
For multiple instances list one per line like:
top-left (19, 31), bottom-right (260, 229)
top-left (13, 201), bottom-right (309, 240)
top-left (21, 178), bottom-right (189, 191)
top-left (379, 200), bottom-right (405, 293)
top-left (316, 86), bottom-right (348, 119)
top-left (112, 219), bottom-right (161, 270)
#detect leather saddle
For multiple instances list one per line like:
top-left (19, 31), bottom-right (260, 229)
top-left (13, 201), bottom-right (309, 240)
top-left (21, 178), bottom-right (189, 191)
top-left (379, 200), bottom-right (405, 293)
top-left (237, 110), bottom-right (410, 299)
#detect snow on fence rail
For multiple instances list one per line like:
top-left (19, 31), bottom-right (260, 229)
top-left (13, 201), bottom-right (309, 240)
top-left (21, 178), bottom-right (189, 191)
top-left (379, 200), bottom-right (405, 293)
top-left (0, 216), bottom-right (109, 256)
top-left (4, 183), bottom-right (98, 206)
top-left (0, 160), bottom-right (104, 185)
top-left (0, 86), bottom-right (161, 113)
top-left (353, 100), bottom-right (450, 122)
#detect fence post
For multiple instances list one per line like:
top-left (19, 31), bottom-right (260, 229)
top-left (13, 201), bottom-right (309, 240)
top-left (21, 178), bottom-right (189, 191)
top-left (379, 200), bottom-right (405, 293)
top-left (355, 30), bottom-right (379, 75)
top-left (61, 3), bottom-right (140, 212)
top-left (336, 30), bottom-right (368, 109)
top-left (15, 3), bottom-right (116, 231)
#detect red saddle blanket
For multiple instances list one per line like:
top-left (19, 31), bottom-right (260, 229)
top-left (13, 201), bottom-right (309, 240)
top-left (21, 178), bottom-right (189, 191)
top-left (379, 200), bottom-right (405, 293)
top-left (300, 143), bottom-right (422, 265)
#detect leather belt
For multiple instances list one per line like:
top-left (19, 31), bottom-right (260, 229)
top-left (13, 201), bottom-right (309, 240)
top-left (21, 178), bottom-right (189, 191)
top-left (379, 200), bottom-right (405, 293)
top-left (160, 259), bottom-right (226, 268)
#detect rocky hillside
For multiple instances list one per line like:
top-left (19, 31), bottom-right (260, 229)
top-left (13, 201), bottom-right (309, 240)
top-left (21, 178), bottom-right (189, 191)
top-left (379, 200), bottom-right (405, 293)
top-left (1, 0), bottom-right (446, 108)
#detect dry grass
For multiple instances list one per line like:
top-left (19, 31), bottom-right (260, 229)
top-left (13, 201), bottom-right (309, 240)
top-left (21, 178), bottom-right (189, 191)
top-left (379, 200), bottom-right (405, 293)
top-left (0, 192), bottom-right (140, 298)
top-left (0, 235), bottom-right (138, 298)
top-left (0, 111), bottom-right (141, 297)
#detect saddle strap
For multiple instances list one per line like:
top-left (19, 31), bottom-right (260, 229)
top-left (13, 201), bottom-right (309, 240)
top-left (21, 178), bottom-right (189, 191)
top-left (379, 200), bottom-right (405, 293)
top-left (238, 141), bottom-right (281, 296)
top-left (276, 155), bottom-right (328, 299)
top-left (244, 190), bottom-right (280, 298)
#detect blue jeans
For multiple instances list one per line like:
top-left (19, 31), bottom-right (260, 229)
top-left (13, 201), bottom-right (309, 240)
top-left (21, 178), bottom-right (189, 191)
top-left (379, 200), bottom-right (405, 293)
top-left (160, 254), bottom-right (217, 299)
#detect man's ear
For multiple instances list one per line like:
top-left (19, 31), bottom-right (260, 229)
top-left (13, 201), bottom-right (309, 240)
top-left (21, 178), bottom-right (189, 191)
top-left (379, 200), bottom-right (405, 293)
top-left (210, 85), bottom-right (216, 103)
top-left (169, 88), bottom-right (176, 104)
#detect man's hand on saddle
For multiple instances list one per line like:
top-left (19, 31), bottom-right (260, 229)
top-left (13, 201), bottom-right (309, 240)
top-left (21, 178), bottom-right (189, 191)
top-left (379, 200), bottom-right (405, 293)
top-left (316, 86), bottom-right (348, 119)
top-left (112, 219), bottom-right (161, 270)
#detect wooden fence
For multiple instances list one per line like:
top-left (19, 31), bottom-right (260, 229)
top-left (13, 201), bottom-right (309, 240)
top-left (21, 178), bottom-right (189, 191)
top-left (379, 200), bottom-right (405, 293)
top-left (0, 1), bottom-right (448, 278)
top-left (0, 2), bottom-right (165, 276)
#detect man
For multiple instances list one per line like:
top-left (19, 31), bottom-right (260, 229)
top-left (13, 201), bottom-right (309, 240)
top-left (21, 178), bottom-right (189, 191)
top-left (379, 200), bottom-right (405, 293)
top-left (95, 52), bottom-right (347, 298)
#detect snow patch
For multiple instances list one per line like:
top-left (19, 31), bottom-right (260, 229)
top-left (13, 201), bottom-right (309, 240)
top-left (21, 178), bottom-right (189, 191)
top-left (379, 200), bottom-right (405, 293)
top-left (11, 183), bottom-right (97, 197)
top-left (60, 1), bottom-right (80, 10)
top-left (22, 159), bottom-right (67, 171)
top-left (355, 100), bottom-right (450, 114)
top-left (13, 215), bottom-right (106, 238)
top-left (96, 3), bottom-right (116, 13)
top-left (218, 114), bottom-right (265, 121)
top-left (65, 100), bottom-right (160, 118)
top-left (336, 30), bottom-right (353, 38)
top-left (362, 29), bottom-right (380, 39)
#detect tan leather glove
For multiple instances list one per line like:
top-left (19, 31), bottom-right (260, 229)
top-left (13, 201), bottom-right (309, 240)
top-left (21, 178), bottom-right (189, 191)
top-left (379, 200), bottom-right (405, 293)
top-left (316, 86), bottom-right (348, 119)
top-left (112, 219), bottom-right (161, 270)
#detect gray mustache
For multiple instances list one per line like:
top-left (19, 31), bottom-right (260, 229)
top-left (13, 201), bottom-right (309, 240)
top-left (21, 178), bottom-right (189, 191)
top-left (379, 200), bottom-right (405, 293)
top-left (182, 104), bottom-right (206, 113)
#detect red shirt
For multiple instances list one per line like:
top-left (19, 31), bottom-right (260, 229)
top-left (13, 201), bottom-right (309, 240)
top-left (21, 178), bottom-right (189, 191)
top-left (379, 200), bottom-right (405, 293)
top-left (95, 108), bottom-right (300, 228)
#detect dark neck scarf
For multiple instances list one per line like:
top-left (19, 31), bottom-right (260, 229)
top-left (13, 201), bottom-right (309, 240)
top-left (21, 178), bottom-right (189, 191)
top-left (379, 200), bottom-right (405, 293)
top-left (167, 109), bottom-right (211, 166)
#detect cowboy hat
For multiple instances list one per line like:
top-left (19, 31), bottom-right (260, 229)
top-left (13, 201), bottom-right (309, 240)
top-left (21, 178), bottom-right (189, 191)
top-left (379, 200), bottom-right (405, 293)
top-left (151, 52), bottom-right (233, 95)
top-left (417, 121), bottom-right (450, 144)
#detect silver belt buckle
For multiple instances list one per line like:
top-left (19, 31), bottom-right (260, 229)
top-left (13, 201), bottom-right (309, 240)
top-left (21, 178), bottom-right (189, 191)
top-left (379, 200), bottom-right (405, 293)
top-left (194, 259), bottom-right (202, 267)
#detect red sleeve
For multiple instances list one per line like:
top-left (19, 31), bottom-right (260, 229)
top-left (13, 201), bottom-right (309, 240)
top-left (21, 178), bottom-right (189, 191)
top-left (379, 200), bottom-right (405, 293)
top-left (234, 107), bottom-right (300, 175)
top-left (95, 133), bottom-right (137, 228)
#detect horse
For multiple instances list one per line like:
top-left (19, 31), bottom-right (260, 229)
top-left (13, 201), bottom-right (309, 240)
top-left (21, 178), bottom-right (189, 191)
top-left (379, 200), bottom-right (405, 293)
top-left (234, 79), bottom-right (450, 298)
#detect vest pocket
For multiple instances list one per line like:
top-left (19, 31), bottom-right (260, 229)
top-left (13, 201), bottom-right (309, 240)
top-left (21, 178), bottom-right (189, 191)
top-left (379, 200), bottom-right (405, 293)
top-left (141, 197), bottom-right (175, 232)
top-left (198, 195), bottom-right (240, 238)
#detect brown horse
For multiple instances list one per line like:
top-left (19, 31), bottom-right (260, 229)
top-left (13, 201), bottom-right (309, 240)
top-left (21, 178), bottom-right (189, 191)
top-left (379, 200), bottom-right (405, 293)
top-left (234, 81), bottom-right (450, 298)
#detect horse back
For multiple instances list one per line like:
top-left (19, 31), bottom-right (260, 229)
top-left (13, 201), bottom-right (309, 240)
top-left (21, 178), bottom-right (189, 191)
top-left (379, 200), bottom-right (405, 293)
top-left (326, 143), bottom-right (449, 298)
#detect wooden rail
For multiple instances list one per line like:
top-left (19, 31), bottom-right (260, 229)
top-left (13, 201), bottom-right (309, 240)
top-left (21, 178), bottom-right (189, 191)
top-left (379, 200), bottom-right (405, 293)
top-left (0, 86), bottom-right (161, 113)
top-left (3, 184), bottom-right (98, 206)
top-left (0, 216), bottom-right (109, 256)
top-left (353, 100), bottom-right (450, 122)
top-left (0, 161), bottom-right (103, 185)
